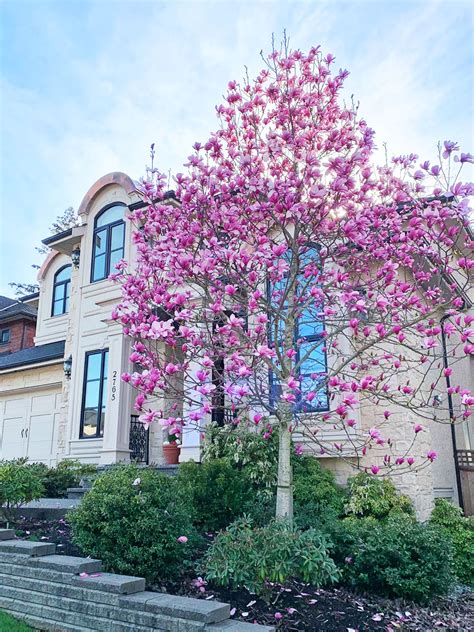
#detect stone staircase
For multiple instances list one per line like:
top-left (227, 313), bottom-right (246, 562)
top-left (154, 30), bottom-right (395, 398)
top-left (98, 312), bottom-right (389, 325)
top-left (0, 529), bottom-right (273, 632)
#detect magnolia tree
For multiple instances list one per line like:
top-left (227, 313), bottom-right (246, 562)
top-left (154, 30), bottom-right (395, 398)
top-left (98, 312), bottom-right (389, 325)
top-left (114, 44), bottom-right (473, 520)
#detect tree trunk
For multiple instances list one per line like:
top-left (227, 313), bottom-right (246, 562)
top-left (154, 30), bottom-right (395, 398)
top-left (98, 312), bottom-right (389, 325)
top-left (276, 418), bottom-right (293, 523)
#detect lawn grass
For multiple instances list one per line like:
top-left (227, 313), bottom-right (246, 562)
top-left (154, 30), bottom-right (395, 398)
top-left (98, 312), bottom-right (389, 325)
top-left (0, 611), bottom-right (36, 631)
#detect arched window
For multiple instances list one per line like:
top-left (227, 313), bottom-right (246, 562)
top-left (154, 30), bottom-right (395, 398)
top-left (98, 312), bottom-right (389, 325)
top-left (51, 265), bottom-right (72, 316)
top-left (91, 204), bottom-right (125, 282)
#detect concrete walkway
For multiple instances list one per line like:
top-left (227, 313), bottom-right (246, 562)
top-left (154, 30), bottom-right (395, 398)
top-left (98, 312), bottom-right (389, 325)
top-left (16, 498), bottom-right (81, 520)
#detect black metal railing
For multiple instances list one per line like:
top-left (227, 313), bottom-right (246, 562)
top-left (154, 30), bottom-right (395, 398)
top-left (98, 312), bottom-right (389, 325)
top-left (129, 415), bottom-right (150, 464)
top-left (456, 449), bottom-right (474, 471)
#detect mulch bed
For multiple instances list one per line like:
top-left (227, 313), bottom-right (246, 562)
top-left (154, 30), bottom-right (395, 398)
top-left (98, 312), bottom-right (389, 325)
top-left (158, 578), bottom-right (473, 631)
top-left (10, 517), bottom-right (474, 631)
top-left (12, 515), bottom-right (82, 557)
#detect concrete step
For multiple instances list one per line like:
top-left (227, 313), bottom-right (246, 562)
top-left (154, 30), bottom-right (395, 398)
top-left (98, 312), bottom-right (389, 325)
top-left (0, 564), bottom-right (128, 604)
top-left (0, 596), bottom-right (161, 632)
top-left (0, 583), bottom-right (205, 631)
top-left (0, 529), bottom-right (15, 541)
top-left (67, 487), bottom-right (89, 499)
top-left (121, 591), bottom-right (229, 624)
top-left (31, 554), bottom-right (102, 574)
top-left (0, 557), bottom-right (89, 587)
top-left (0, 607), bottom-right (96, 632)
top-left (0, 539), bottom-right (56, 556)
top-left (72, 571), bottom-right (145, 595)
top-left (0, 553), bottom-right (274, 632)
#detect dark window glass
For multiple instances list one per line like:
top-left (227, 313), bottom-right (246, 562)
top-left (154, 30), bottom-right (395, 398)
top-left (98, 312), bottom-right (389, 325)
top-left (268, 246), bottom-right (328, 413)
top-left (91, 205), bottom-right (125, 282)
top-left (80, 349), bottom-right (109, 438)
top-left (51, 265), bottom-right (71, 316)
top-left (0, 329), bottom-right (10, 344)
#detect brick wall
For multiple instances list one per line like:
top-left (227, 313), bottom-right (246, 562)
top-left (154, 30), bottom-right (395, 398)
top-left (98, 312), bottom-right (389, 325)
top-left (0, 318), bottom-right (36, 354)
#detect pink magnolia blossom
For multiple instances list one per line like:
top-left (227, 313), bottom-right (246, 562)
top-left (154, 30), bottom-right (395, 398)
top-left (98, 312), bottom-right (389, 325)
top-left (114, 43), bottom-right (473, 519)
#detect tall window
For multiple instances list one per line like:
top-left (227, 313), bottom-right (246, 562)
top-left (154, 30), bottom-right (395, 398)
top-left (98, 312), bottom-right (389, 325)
top-left (269, 246), bottom-right (328, 413)
top-left (91, 204), bottom-right (125, 282)
top-left (80, 349), bottom-right (109, 438)
top-left (51, 265), bottom-right (71, 316)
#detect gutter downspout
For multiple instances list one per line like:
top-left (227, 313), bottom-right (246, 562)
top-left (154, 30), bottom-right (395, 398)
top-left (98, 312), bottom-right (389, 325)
top-left (440, 314), bottom-right (465, 512)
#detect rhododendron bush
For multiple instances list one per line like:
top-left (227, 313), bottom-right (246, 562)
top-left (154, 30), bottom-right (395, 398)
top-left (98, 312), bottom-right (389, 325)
top-left (114, 43), bottom-right (473, 519)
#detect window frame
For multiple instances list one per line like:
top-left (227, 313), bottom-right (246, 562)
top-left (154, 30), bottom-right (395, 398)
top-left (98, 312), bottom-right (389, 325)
top-left (79, 348), bottom-right (109, 439)
top-left (51, 264), bottom-right (72, 317)
top-left (267, 245), bottom-right (329, 414)
top-left (90, 203), bottom-right (126, 283)
top-left (0, 328), bottom-right (10, 345)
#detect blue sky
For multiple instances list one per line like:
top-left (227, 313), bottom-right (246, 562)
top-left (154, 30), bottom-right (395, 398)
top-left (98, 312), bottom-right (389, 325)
top-left (0, 0), bottom-right (473, 296)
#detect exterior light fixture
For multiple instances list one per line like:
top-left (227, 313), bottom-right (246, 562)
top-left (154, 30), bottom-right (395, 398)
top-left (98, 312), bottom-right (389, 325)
top-left (433, 394), bottom-right (443, 408)
top-left (71, 248), bottom-right (80, 268)
top-left (63, 355), bottom-right (73, 379)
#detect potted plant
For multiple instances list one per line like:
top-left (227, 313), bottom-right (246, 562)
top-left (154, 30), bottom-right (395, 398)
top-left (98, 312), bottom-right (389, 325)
top-left (163, 432), bottom-right (181, 465)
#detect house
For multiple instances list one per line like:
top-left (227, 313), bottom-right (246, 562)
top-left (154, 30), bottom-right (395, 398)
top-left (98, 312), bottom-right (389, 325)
top-left (0, 171), bottom-right (472, 519)
top-left (0, 294), bottom-right (38, 355)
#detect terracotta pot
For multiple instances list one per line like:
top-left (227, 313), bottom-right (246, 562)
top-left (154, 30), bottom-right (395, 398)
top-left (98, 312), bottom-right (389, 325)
top-left (163, 443), bottom-right (181, 465)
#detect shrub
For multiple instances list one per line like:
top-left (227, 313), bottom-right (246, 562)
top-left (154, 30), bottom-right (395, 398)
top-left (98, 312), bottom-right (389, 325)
top-left (202, 517), bottom-right (340, 600)
top-left (70, 465), bottom-right (198, 583)
top-left (177, 459), bottom-right (254, 532)
top-left (293, 456), bottom-right (346, 530)
top-left (42, 460), bottom-right (96, 498)
top-left (202, 421), bottom-right (278, 499)
top-left (345, 472), bottom-right (414, 520)
top-left (429, 499), bottom-right (474, 586)
top-left (332, 515), bottom-right (454, 603)
top-left (0, 458), bottom-right (45, 526)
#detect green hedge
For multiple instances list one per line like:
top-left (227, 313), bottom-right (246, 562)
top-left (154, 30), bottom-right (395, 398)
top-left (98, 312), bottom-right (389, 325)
top-left (331, 514), bottom-right (454, 603)
top-left (70, 465), bottom-right (199, 584)
top-left (429, 499), bottom-right (474, 586)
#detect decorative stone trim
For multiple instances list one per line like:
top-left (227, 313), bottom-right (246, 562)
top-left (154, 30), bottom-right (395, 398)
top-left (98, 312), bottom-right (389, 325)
top-left (0, 530), bottom-right (274, 632)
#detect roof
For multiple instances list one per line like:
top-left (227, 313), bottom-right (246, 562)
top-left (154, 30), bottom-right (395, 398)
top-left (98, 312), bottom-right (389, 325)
top-left (0, 296), bottom-right (16, 310)
top-left (0, 340), bottom-right (65, 370)
top-left (19, 292), bottom-right (40, 302)
top-left (0, 295), bottom-right (37, 323)
top-left (42, 227), bottom-right (73, 246)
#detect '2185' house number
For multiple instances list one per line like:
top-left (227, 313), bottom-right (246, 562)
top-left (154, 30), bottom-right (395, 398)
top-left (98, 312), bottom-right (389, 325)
top-left (111, 370), bottom-right (118, 400)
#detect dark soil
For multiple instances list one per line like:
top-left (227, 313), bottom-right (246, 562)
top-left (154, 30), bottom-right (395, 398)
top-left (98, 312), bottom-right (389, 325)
top-left (191, 582), bottom-right (473, 631)
top-left (13, 515), bottom-right (82, 557)
top-left (12, 517), bottom-right (474, 631)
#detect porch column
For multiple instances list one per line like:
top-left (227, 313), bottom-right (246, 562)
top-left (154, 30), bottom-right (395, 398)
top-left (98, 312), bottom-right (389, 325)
top-left (99, 331), bottom-right (132, 464)
top-left (179, 357), bottom-right (206, 463)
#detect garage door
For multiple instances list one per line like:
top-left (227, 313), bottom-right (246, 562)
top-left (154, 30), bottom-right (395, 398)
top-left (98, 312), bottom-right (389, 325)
top-left (0, 391), bottom-right (61, 465)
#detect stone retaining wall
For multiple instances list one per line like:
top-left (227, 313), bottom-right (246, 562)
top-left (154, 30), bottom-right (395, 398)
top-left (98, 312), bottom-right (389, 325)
top-left (0, 529), bottom-right (273, 632)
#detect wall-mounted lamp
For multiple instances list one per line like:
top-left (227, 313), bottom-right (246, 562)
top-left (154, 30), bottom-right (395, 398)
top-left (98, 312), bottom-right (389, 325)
top-left (433, 394), bottom-right (443, 408)
top-left (63, 355), bottom-right (73, 379)
top-left (71, 248), bottom-right (81, 268)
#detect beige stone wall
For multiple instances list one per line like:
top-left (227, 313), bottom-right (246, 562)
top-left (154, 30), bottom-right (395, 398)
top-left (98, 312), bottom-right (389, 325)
top-left (0, 362), bottom-right (63, 393)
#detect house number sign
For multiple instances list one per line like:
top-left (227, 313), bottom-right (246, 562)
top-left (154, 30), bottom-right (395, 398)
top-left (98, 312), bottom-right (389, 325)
top-left (111, 370), bottom-right (118, 400)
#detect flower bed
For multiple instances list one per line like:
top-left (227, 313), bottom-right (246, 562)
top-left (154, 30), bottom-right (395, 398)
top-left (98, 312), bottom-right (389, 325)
top-left (12, 517), bottom-right (474, 631)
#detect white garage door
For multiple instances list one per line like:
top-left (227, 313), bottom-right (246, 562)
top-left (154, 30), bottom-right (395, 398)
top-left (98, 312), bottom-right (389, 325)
top-left (0, 391), bottom-right (61, 465)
